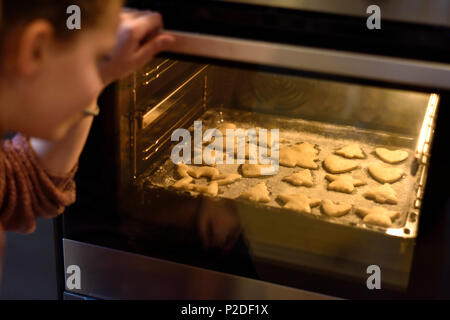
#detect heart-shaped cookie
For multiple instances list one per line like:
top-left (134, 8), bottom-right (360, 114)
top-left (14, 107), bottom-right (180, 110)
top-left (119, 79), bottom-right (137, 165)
top-left (368, 164), bottom-right (403, 184)
top-left (321, 200), bottom-right (352, 217)
top-left (323, 155), bottom-right (359, 174)
top-left (375, 148), bottom-right (408, 164)
top-left (240, 163), bottom-right (276, 177)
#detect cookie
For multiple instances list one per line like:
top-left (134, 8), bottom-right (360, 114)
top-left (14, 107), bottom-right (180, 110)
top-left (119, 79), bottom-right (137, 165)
top-left (375, 148), bottom-right (408, 164)
top-left (172, 177), bottom-right (193, 189)
top-left (279, 142), bottom-right (319, 169)
top-left (321, 200), bottom-right (352, 217)
top-left (239, 182), bottom-right (271, 203)
top-left (201, 148), bottom-right (225, 165)
top-left (256, 127), bottom-right (274, 148)
top-left (210, 127), bottom-right (274, 161)
top-left (335, 144), bottom-right (365, 159)
top-left (204, 123), bottom-right (239, 150)
top-left (363, 184), bottom-right (398, 204)
top-left (355, 206), bottom-right (400, 228)
top-left (231, 142), bottom-right (260, 160)
top-left (277, 194), bottom-right (320, 214)
top-left (217, 122), bottom-right (237, 136)
top-left (214, 173), bottom-right (242, 186)
top-left (240, 163), bottom-right (276, 177)
top-left (203, 122), bottom-right (237, 142)
top-left (368, 164), bottom-right (403, 184)
top-left (283, 170), bottom-right (314, 187)
top-left (323, 155), bottom-right (359, 174)
top-left (325, 174), bottom-right (366, 193)
top-left (176, 163), bottom-right (191, 178)
top-left (172, 179), bottom-right (219, 197)
top-left (190, 165), bottom-right (221, 180)
top-left (362, 213), bottom-right (393, 228)
top-left (291, 142), bottom-right (318, 154)
top-left (177, 163), bottom-right (221, 180)
top-left (190, 182), bottom-right (219, 197)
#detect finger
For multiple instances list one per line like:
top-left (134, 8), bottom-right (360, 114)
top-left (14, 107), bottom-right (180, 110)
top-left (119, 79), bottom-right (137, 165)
top-left (121, 10), bottom-right (156, 25)
top-left (121, 7), bottom-right (144, 17)
top-left (114, 13), bottom-right (162, 53)
top-left (129, 12), bottom-right (164, 42)
top-left (120, 10), bottom-right (140, 23)
top-left (132, 33), bottom-right (175, 66)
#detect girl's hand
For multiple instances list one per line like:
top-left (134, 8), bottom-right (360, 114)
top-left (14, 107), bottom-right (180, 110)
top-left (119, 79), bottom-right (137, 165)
top-left (99, 9), bottom-right (175, 86)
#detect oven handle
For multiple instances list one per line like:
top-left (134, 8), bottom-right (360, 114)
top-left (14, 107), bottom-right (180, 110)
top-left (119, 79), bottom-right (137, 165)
top-left (164, 30), bottom-right (450, 90)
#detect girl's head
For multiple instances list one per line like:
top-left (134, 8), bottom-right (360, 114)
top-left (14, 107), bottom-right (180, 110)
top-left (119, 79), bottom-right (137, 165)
top-left (0, 0), bottom-right (123, 139)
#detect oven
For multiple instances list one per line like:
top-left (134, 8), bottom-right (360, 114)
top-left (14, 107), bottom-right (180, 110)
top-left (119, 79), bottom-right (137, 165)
top-left (57, 0), bottom-right (450, 300)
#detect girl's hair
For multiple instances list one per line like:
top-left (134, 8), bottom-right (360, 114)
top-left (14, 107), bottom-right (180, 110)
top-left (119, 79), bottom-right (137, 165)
top-left (0, 0), bottom-right (121, 41)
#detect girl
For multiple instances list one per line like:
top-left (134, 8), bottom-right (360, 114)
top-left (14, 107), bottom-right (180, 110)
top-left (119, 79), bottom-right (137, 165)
top-left (0, 0), bottom-right (175, 279)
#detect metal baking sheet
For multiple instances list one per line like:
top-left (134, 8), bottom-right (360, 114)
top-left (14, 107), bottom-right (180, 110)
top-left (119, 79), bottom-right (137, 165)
top-left (143, 108), bottom-right (420, 235)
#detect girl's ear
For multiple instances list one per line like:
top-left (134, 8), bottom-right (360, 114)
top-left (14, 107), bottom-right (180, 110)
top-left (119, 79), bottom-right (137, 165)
top-left (16, 20), bottom-right (54, 75)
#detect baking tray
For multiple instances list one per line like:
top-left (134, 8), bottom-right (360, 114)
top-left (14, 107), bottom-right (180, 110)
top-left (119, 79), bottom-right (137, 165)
top-left (143, 107), bottom-right (428, 239)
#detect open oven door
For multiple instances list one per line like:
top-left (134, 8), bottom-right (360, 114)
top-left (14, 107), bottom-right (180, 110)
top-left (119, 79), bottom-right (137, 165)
top-left (57, 0), bottom-right (450, 300)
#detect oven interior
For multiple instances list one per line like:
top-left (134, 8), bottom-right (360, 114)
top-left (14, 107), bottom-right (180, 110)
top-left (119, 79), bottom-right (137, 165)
top-left (114, 57), bottom-right (439, 291)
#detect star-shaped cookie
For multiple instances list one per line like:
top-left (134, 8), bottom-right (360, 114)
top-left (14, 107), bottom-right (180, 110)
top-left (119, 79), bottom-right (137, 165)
top-left (363, 183), bottom-right (398, 204)
top-left (282, 169), bottom-right (314, 187)
top-left (172, 179), bottom-right (219, 197)
top-left (214, 173), bottom-right (242, 186)
top-left (335, 144), bottom-right (365, 159)
top-left (356, 206), bottom-right (400, 228)
top-left (277, 194), bottom-right (320, 214)
top-left (176, 163), bottom-right (221, 180)
top-left (325, 174), bottom-right (366, 193)
top-left (172, 177), bottom-right (193, 189)
top-left (190, 182), bottom-right (219, 197)
top-left (239, 182), bottom-right (271, 203)
top-left (279, 142), bottom-right (319, 169)
top-left (291, 142), bottom-right (318, 154)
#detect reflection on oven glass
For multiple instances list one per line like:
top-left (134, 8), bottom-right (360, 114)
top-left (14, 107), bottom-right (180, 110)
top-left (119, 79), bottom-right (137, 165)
top-left (197, 198), bottom-right (241, 252)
